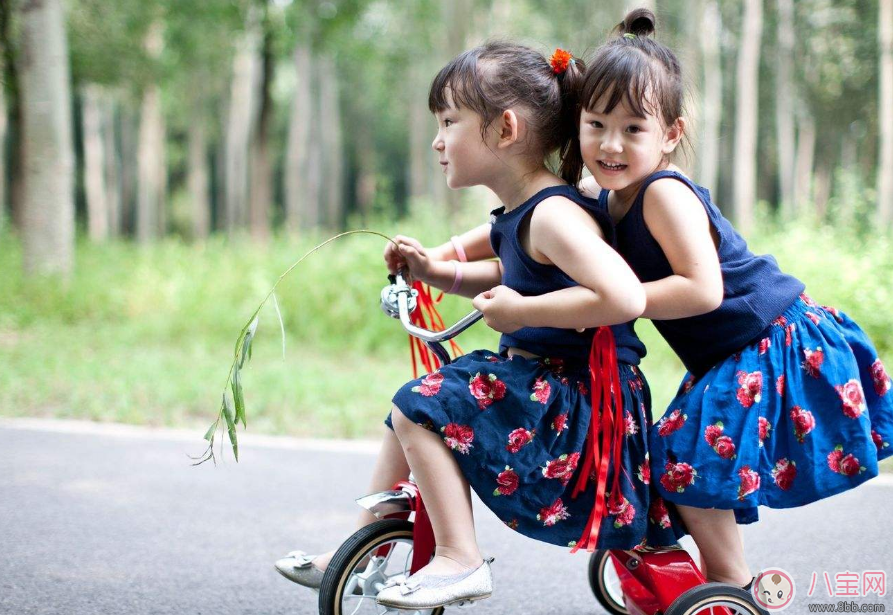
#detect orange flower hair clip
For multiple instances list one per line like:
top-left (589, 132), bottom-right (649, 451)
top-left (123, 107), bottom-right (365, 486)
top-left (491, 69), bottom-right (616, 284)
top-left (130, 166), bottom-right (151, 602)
top-left (550, 48), bottom-right (573, 74)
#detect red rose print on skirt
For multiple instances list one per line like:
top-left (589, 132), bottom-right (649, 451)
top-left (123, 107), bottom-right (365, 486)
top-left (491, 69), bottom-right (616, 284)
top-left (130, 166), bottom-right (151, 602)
top-left (468, 372), bottom-right (507, 409)
top-left (737, 465), bottom-right (760, 500)
top-left (441, 423), bottom-right (474, 454)
top-left (504, 518), bottom-right (519, 530)
top-left (759, 337), bottom-right (771, 354)
top-left (648, 497), bottom-right (671, 529)
top-left (530, 377), bottom-right (551, 404)
top-left (704, 421), bottom-right (736, 459)
top-left (637, 453), bottom-right (651, 484)
top-left (658, 409), bottom-right (687, 437)
top-left (871, 359), bottom-right (891, 397)
top-left (660, 461), bottom-right (698, 493)
top-left (835, 380), bottom-right (866, 418)
top-left (493, 466), bottom-right (519, 496)
top-left (806, 311), bottom-right (821, 325)
top-left (758, 417), bottom-right (772, 447)
top-left (872, 430), bottom-right (890, 451)
top-left (412, 371), bottom-right (444, 397)
top-left (827, 445), bottom-right (866, 476)
top-left (776, 375), bottom-right (786, 396)
top-left (537, 498), bottom-right (570, 526)
top-left (736, 370), bottom-right (763, 408)
top-left (823, 305), bottom-right (844, 323)
top-left (624, 411), bottom-right (639, 436)
top-left (771, 458), bottom-right (797, 490)
top-left (541, 452), bottom-right (581, 486)
top-left (790, 405), bottom-right (816, 443)
top-left (801, 347), bottom-right (825, 378)
top-left (551, 413), bottom-right (568, 434)
top-left (680, 374), bottom-right (696, 395)
top-left (505, 427), bottom-right (535, 453)
top-left (608, 495), bottom-right (636, 528)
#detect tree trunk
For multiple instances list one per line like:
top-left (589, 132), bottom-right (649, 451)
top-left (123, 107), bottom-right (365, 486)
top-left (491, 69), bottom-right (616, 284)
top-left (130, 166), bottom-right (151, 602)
top-left (354, 119), bottom-right (376, 224)
top-left (793, 110), bottom-right (815, 216)
top-left (284, 40), bottom-right (313, 233)
top-left (102, 96), bottom-right (121, 237)
top-left (303, 57), bottom-right (322, 229)
top-left (319, 56), bottom-right (343, 229)
top-left (0, 81), bottom-right (6, 232)
top-left (136, 22), bottom-right (165, 243)
top-left (698, 0), bottom-right (722, 195)
top-left (879, 0), bottom-right (893, 224)
top-left (223, 13), bottom-right (262, 234)
top-left (188, 107), bottom-right (210, 240)
top-left (1, 0), bottom-right (24, 231)
top-left (82, 85), bottom-right (108, 241)
top-left (248, 24), bottom-right (273, 242)
top-left (813, 160), bottom-right (831, 219)
top-left (407, 61), bottom-right (430, 213)
top-left (18, 0), bottom-right (75, 277)
top-left (774, 0), bottom-right (796, 216)
top-left (732, 0), bottom-right (763, 235)
top-left (119, 105), bottom-right (137, 235)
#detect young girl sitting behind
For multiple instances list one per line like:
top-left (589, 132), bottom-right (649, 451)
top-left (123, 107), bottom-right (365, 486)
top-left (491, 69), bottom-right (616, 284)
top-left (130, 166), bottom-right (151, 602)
top-left (573, 8), bottom-right (893, 588)
top-left (372, 41), bottom-right (687, 609)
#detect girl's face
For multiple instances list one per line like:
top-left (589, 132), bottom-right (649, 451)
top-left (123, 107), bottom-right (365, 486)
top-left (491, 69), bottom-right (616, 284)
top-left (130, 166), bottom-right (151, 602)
top-left (579, 96), bottom-right (682, 194)
top-left (431, 91), bottom-right (501, 190)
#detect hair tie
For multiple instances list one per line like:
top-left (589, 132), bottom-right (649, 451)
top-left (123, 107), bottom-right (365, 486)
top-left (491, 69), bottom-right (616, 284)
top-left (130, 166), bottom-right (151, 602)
top-left (623, 33), bottom-right (637, 39)
top-left (550, 48), bottom-right (573, 75)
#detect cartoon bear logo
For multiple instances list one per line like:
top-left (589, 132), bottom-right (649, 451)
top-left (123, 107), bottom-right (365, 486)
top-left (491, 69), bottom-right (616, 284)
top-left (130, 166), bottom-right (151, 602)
top-left (752, 568), bottom-right (795, 610)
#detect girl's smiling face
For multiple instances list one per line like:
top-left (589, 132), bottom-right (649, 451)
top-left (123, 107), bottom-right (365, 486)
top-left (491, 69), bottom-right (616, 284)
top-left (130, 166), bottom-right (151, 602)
top-left (579, 96), bottom-right (683, 195)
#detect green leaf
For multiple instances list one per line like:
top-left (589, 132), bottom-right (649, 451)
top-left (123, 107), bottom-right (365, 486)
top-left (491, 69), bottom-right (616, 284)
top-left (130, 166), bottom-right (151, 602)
top-left (203, 421), bottom-right (217, 442)
top-left (239, 316), bottom-right (259, 369)
top-left (232, 365), bottom-right (246, 428)
top-left (223, 393), bottom-right (239, 461)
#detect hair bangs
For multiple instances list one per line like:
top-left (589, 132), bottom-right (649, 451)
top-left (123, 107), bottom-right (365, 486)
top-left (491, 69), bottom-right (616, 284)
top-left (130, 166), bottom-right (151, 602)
top-left (582, 46), bottom-right (665, 120)
top-left (428, 50), bottom-right (488, 115)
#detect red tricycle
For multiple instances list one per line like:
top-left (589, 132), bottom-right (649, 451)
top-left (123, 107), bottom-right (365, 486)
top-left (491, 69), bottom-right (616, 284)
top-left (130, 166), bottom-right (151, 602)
top-left (317, 273), bottom-right (763, 615)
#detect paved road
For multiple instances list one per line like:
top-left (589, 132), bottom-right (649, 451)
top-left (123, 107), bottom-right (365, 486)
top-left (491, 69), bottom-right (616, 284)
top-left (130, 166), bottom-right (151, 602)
top-left (2, 419), bottom-right (891, 615)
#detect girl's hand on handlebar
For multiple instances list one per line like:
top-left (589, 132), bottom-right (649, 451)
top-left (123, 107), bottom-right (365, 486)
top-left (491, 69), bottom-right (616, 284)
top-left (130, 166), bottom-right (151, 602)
top-left (472, 285), bottom-right (526, 334)
top-left (384, 235), bottom-right (433, 282)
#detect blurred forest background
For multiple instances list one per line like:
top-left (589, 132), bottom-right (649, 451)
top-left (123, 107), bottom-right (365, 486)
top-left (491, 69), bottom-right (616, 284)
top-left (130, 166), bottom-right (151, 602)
top-left (1, 0), bottom-right (892, 446)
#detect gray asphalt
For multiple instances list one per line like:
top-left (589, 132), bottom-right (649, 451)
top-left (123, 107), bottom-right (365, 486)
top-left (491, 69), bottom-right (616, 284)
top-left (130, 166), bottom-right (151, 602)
top-left (1, 420), bottom-right (891, 615)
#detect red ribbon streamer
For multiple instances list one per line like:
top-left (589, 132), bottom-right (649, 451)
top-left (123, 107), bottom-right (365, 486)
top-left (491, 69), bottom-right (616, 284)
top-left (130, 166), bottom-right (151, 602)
top-left (570, 326), bottom-right (624, 553)
top-left (408, 281), bottom-right (464, 378)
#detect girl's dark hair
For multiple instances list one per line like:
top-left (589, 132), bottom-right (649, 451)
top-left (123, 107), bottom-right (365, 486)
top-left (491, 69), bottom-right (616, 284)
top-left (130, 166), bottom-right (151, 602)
top-left (563, 8), bottom-right (685, 184)
top-left (428, 41), bottom-right (585, 184)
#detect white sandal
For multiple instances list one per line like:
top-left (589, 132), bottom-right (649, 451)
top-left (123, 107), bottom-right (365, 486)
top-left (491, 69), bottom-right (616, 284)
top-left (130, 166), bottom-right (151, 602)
top-left (375, 557), bottom-right (495, 609)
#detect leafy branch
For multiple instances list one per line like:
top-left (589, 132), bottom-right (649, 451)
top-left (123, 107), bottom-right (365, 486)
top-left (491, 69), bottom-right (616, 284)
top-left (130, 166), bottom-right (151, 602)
top-left (192, 230), bottom-right (397, 466)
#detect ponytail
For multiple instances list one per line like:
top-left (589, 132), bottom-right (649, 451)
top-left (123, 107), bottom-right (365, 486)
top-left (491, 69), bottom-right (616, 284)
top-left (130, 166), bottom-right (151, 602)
top-left (554, 51), bottom-right (586, 185)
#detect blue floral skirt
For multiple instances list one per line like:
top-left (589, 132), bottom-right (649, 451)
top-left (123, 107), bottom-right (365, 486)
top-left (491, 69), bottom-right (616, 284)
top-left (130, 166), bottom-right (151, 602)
top-left (386, 349), bottom-right (686, 550)
top-left (652, 294), bottom-right (893, 523)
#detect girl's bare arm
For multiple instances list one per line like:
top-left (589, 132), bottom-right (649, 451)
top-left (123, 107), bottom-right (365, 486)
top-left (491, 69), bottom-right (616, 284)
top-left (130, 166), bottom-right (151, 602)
top-left (638, 178), bottom-right (723, 319)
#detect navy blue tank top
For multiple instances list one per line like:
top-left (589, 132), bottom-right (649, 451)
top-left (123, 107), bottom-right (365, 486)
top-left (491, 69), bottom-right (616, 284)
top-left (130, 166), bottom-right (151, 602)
top-left (489, 184), bottom-right (646, 365)
top-left (599, 170), bottom-right (804, 377)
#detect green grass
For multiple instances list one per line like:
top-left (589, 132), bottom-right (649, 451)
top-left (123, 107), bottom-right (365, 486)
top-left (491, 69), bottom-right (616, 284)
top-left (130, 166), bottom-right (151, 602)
top-left (1, 205), bottom-right (892, 472)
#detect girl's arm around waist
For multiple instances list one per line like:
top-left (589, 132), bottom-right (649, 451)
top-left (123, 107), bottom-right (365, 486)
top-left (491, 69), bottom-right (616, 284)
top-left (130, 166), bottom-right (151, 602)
top-left (477, 196), bottom-right (645, 332)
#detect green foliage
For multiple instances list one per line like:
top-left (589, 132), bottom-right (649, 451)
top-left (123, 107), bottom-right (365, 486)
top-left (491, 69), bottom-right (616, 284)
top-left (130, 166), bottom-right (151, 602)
top-left (2, 205), bottom-right (892, 447)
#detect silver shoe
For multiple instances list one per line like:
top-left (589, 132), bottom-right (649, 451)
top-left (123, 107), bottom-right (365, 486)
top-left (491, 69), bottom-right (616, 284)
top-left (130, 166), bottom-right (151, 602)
top-left (375, 557), bottom-right (494, 609)
top-left (274, 551), bottom-right (324, 589)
